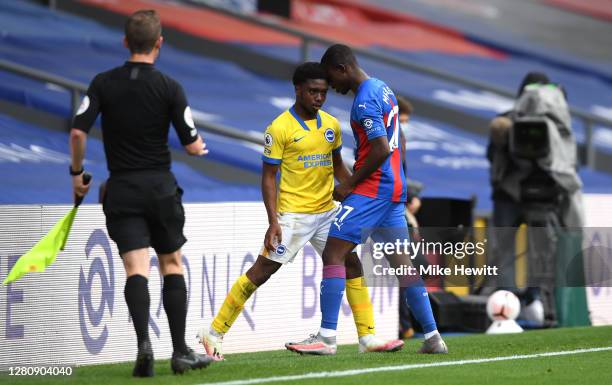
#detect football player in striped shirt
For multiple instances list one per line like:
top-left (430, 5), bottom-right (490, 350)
top-left (286, 45), bottom-right (448, 355)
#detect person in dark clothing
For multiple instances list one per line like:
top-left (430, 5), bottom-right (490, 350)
top-left (487, 71), bottom-right (565, 327)
top-left (69, 9), bottom-right (213, 377)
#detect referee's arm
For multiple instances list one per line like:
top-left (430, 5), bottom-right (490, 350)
top-left (69, 129), bottom-right (90, 197)
top-left (70, 81), bottom-right (100, 198)
top-left (171, 82), bottom-right (208, 156)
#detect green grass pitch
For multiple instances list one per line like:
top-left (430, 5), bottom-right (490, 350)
top-left (3, 326), bottom-right (612, 385)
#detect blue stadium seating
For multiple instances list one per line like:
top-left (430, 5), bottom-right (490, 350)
top-left (0, 0), bottom-right (610, 209)
top-left (0, 113), bottom-right (261, 204)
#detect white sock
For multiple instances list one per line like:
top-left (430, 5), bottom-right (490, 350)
top-left (319, 327), bottom-right (337, 338)
top-left (359, 334), bottom-right (376, 345)
top-left (424, 330), bottom-right (439, 340)
top-left (209, 326), bottom-right (223, 338)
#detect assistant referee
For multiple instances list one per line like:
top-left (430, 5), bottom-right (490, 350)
top-left (69, 9), bottom-right (212, 377)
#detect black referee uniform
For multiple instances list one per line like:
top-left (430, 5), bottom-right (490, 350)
top-left (72, 61), bottom-right (198, 255)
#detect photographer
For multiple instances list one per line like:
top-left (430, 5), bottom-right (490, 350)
top-left (487, 72), bottom-right (584, 327)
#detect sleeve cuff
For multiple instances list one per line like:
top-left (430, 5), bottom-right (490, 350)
top-left (332, 145), bottom-right (342, 155)
top-left (262, 155), bottom-right (282, 165)
top-left (71, 125), bottom-right (91, 133)
top-left (367, 131), bottom-right (387, 141)
top-left (180, 133), bottom-right (199, 146)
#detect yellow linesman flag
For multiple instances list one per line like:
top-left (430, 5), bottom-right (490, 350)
top-left (3, 206), bottom-right (78, 285)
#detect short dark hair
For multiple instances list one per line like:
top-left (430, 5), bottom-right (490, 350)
top-left (292, 62), bottom-right (327, 85)
top-left (397, 96), bottom-right (413, 115)
top-left (125, 10), bottom-right (161, 54)
top-left (320, 44), bottom-right (357, 68)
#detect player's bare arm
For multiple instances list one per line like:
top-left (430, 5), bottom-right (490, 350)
top-left (334, 136), bottom-right (390, 201)
top-left (332, 150), bottom-right (352, 184)
top-left (261, 162), bottom-right (281, 251)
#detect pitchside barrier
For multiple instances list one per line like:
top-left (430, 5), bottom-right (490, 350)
top-left (1, 197), bottom-right (611, 369)
top-left (0, 203), bottom-right (399, 369)
top-left (582, 195), bottom-right (612, 326)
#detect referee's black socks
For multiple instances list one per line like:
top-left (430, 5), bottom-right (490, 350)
top-left (163, 274), bottom-right (189, 355)
top-left (124, 275), bottom-right (150, 348)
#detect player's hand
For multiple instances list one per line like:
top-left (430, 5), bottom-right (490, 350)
top-left (333, 181), bottom-right (354, 202)
top-left (72, 173), bottom-right (91, 199)
top-left (186, 135), bottom-right (209, 156)
top-left (264, 222), bottom-right (282, 252)
top-left (196, 139), bottom-right (209, 156)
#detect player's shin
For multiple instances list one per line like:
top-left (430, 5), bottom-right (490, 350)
top-left (394, 252), bottom-right (440, 341)
top-left (319, 265), bottom-right (346, 337)
top-left (400, 278), bottom-right (447, 353)
top-left (403, 285), bottom-right (438, 338)
top-left (211, 274), bottom-right (258, 335)
top-left (346, 277), bottom-right (375, 337)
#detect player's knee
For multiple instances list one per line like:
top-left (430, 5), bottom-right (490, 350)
top-left (158, 251), bottom-right (183, 275)
top-left (246, 269), bottom-right (272, 286)
top-left (345, 252), bottom-right (363, 278)
top-left (322, 250), bottom-right (344, 266)
top-left (322, 237), bottom-right (355, 266)
top-left (345, 252), bottom-right (361, 266)
top-left (122, 248), bottom-right (150, 276)
top-left (247, 256), bottom-right (281, 286)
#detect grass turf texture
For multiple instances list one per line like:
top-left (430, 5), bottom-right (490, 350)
top-left (3, 326), bottom-right (612, 385)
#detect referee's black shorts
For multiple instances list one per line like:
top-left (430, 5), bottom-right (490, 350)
top-left (102, 170), bottom-right (187, 255)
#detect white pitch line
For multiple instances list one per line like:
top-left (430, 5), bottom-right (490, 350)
top-left (196, 346), bottom-right (612, 385)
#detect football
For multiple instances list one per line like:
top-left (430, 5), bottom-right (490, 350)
top-left (487, 290), bottom-right (521, 321)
